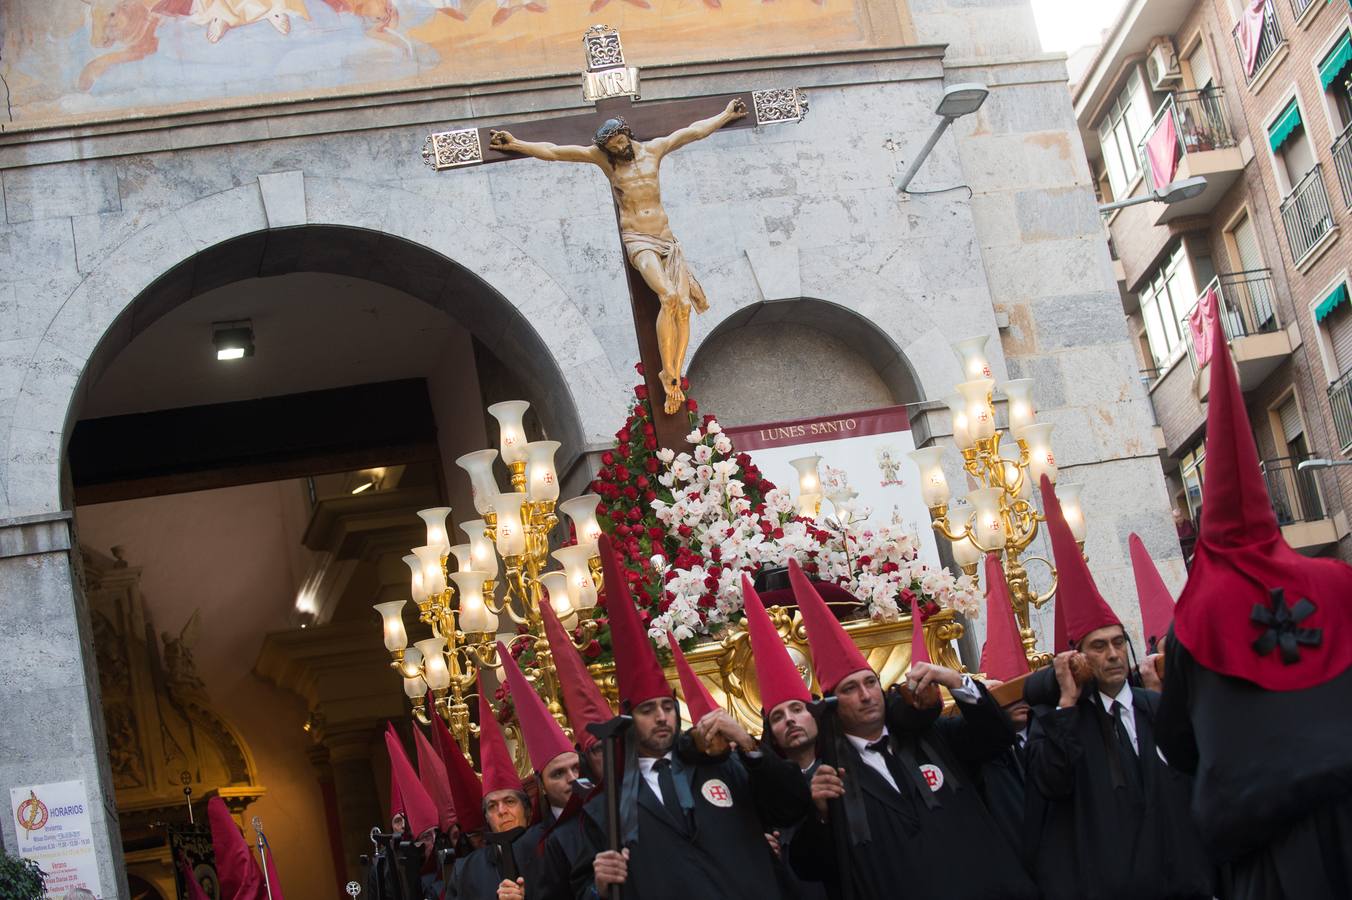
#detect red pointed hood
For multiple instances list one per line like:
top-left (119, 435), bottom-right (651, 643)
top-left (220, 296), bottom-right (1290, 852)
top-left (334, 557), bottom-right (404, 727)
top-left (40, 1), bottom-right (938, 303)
top-left (430, 702), bottom-right (486, 834)
top-left (789, 558), bottom-right (871, 693)
top-left (412, 724), bottom-right (457, 832)
top-left (206, 796), bottom-right (265, 900)
top-left (478, 672), bottom-right (523, 797)
top-left (539, 598), bottom-right (614, 751)
top-left (1040, 475), bottom-right (1121, 647)
top-left (979, 553), bottom-right (1031, 682)
top-left (600, 533), bottom-right (671, 709)
top-left (497, 641), bottom-right (575, 773)
top-left (909, 593), bottom-right (931, 666)
top-left (1174, 313), bottom-right (1352, 689)
top-left (385, 723), bottom-right (439, 836)
top-left (667, 631), bottom-right (719, 724)
top-left (1129, 534), bottom-right (1176, 650)
top-left (742, 575), bottom-right (811, 714)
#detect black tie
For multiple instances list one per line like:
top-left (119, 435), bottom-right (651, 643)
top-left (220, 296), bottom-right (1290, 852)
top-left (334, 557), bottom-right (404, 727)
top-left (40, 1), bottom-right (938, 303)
top-left (866, 737), bottom-right (912, 795)
top-left (1110, 701), bottom-right (1137, 757)
top-left (653, 758), bottom-right (688, 832)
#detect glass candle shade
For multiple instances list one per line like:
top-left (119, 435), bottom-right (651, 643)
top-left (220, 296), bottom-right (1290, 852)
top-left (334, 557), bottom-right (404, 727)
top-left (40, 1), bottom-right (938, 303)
top-left (1056, 482), bottom-right (1087, 542)
top-left (954, 335), bottom-right (993, 380)
top-left (456, 449), bottom-right (501, 516)
top-left (1021, 423), bottom-right (1058, 486)
top-left (412, 545), bottom-right (447, 597)
top-left (957, 379), bottom-right (997, 442)
top-left (908, 447), bottom-right (951, 507)
top-left (1002, 379), bottom-right (1036, 434)
top-left (488, 494), bottom-right (527, 558)
top-left (417, 507), bottom-right (453, 557)
top-left (540, 571), bottom-right (579, 628)
top-left (450, 572), bottom-right (495, 633)
top-left (460, 520), bottom-right (501, 579)
top-left (402, 554), bottom-right (424, 602)
top-left (449, 544), bottom-right (473, 573)
top-left (374, 600), bottom-right (409, 652)
top-left (402, 674), bottom-right (428, 700)
top-left (552, 544), bottom-right (599, 611)
top-left (525, 440), bottom-right (561, 503)
top-left (789, 455), bottom-right (823, 498)
top-left (796, 492), bottom-right (822, 519)
top-left (945, 394), bottom-right (973, 450)
top-left (966, 487), bottom-right (1006, 551)
top-left (414, 637), bottom-right (451, 691)
top-left (559, 494), bottom-right (603, 552)
top-left (950, 532), bottom-right (983, 570)
top-left (399, 646), bottom-right (424, 679)
top-left (488, 401), bottom-right (531, 465)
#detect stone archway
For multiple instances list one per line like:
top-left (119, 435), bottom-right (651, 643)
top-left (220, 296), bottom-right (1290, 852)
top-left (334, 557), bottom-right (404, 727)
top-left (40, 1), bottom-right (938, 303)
top-left (1, 178), bottom-right (613, 520)
top-left (686, 296), bottom-right (925, 426)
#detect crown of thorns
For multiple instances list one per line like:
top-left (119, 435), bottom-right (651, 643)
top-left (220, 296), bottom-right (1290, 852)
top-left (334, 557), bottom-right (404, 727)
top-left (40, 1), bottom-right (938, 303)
top-left (593, 117), bottom-right (634, 147)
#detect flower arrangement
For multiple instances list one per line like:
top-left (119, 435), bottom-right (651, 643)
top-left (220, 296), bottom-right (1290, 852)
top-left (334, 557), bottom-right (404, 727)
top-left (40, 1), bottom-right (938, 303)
top-left (581, 367), bottom-right (982, 648)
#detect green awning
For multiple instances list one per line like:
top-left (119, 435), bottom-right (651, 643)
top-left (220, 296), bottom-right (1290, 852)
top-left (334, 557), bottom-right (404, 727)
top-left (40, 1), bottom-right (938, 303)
top-left (1319, 31), bottom-right (1352, 91)
top-left (1316, 283), bottom-right (1350, 323)
top-left (1268, 100), bottom-right (1303, 154)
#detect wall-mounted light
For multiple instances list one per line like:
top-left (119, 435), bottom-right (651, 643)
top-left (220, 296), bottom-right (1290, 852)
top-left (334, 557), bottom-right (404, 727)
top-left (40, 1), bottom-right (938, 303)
top-left (212, 320), bottom-right (255, 361)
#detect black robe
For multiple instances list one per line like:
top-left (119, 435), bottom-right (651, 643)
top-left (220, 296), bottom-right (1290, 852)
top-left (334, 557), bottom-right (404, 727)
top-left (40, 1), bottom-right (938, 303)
top-left (775, 761), bottom-right (829, 900)
top-left (569, 734), bottom-right (811, 900)
top-left (538, 808), bottom-right (604, 900)
top-left (450, 829), bottom-right (544, 900)
top-left (1024, 667), bottom-right (1212, 900)
top-left (979, 736), bottom-right (1030, 868)
top-left (1156, 632), bottom-right (1352, 899)
top-left (790, 683), bottom-right (1039, 900)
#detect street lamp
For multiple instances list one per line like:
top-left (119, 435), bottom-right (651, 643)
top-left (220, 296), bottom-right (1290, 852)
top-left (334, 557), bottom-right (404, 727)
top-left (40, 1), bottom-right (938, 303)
top-left (897, 83), bottom-right (990, 194)
top-left (1097, 175), bottom-right (1208, 213)
top-left (1297, 458), bottom-right (1352, 471)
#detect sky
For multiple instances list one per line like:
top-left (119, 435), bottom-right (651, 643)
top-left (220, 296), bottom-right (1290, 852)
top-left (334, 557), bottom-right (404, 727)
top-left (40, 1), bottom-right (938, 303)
top-left (1029, 0), bottom-right (1128, 53)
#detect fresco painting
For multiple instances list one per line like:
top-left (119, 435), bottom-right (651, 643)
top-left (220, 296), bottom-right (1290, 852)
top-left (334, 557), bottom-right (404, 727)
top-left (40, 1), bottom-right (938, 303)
top-left (0, 0), bottom-right (871, 125)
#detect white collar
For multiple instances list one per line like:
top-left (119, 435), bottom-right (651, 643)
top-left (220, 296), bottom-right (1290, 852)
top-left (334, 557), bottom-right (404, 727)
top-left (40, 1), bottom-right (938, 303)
top-left (550, 805), bottom-right (564, 821)
top-left (637, 752), bottom-right (673, 772)
top-left (844, 727), bottom-right (890, 752)
top-left (1098, 682), bottom-right (1133, 715)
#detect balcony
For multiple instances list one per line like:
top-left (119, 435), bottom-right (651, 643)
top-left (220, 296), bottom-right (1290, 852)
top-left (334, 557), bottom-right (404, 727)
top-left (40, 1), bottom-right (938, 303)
top-left (1289, 0), bottom-right (1317, 20)
top-left (1136, 89), bottom-right (1244, 225)
top-left (1194, 271), bottom-right (1301, 397)
top-left (1329, 369), bottom-right (1352, 451)
top-left (1280, 165), bottom-right (1337, 265)
top-left (1261, 456), bottom-right (1342, 553)
top-left (1333, 123), bottom-right (1352, 210)
top-left (1232, 0), bottom-right (1285, 86)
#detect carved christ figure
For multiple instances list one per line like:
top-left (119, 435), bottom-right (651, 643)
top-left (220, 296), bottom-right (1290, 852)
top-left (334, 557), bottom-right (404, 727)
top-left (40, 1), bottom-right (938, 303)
top-left (489, 98), bottom-right (748, 415)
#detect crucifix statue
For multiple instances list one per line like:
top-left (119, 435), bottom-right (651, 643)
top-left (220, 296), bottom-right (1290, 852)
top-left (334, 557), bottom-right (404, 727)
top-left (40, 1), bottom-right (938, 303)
top-left (422, 25), bottom-right (807, 450)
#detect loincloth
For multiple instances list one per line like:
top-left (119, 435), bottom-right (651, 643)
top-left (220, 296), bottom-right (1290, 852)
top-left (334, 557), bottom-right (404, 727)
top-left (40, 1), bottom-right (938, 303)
top-left (621, 231), bottom-right (708, 311)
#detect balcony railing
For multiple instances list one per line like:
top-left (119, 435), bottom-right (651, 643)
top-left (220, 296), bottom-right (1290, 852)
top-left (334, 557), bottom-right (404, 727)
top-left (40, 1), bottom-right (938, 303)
top-left (1184, 270), bottom-right (1281, 368)
top-left (1232, 0), bottom-right (1284, 84)
top-left (1333, 122), bottom-right (1352, 210)
top-left (1280, 165), bottom-right (1335, 263)
top-left (1330, 369), bottom-right (1352, 451)
top-left (1261, 456), bottom-right (1326, 525)
top-left (1289, 0), bottom-right (1316, 19)
top-left (1136, 88), bottom-right (1237, 191)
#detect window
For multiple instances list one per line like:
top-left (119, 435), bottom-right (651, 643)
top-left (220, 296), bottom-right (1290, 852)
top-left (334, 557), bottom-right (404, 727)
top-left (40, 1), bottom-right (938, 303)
top-left (1180, 445), bottom-right (1205, 521)
top-left (1318, 29), bottom-right (1352, 133)
top-left (1187, 42), bottom-right (1216, 91)
top-left (1096, 70), bottom-right (1153, 199)
top-left (1138, 245), bottom-right (1202, 367)
top-left (1268, 97), bottom-right (1316, 193)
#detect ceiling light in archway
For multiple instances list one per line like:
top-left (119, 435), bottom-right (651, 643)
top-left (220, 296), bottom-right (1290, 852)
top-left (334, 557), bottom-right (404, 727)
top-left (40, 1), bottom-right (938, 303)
top-left (212, 321), bottom-right (254, 361)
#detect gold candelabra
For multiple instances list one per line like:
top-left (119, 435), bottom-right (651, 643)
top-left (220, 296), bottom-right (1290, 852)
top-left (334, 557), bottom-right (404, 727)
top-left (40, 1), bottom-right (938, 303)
top-left (909, 336), bottom-right (1088, 668)
top-left (374, 401), bottom-right (606, 752)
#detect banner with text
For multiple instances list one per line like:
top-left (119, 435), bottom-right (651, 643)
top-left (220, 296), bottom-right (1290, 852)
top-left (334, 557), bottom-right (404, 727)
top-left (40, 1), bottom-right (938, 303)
top-left (10, 780), bottom-right (103, 899)
top-left (725, 406), bottom-right (942, 568)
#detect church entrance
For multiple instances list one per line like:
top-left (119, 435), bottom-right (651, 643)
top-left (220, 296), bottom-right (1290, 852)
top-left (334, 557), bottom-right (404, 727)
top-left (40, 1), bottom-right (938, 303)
top-left (66, 226), bottom-right (583, 900)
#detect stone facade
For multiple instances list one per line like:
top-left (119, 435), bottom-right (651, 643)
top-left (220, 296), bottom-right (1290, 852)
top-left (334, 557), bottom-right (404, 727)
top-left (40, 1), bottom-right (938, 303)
top-left (0, 0), bottom-right (1178, 892)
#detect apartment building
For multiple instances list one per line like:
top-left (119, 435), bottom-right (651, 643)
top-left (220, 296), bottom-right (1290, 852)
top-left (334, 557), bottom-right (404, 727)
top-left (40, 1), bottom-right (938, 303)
top-left (1074, 0), bottom-right (1352, 561)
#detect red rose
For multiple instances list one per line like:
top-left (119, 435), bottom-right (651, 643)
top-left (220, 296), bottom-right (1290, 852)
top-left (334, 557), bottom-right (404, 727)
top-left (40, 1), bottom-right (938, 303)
top-left (615, 524), bottom-right (630, 537)
top-left (617, 444), bottom-right (631, 457)
top-left (635, 385), bottom-right (649, 400)
top-left (858, 555), bottom-right (873, 567)
top-left (636, 475), bottom-right (650, 489)
top-left (677, 524), bottom-right (693, 538)
top-left (623, 486), bottom-right (638, 500)
top-left (900, 588), bottom-right (916, 607)
top-left (686, 398), bottom-right (698, 412)
top-left (698, 594), bottom-right (716, 609)
top-left (635, 363), bottom-right (646, 376)
top-left (772, 527), bottom-right (785, 539)
top-left (615, 465), bottom-right (630, 481)
top-left (648, 526), bottom-right (665, 540)
top-left (644, 490), bottom-right (657, 502)
top-left (618, 429), bottom-right (632, 444)
top-left (644, 457), bottom-right (660, 473)
top-left (681, 377), bottom-right (691, 390)
top-left (710, 546), bottom-right (722, 562)
top-left (643, 423), bottom-right (655, 436)
top-left (644, 436), bottom-right (657, 450)
top-left (599, 468), bottom-right (614, 483)
top-left (883, 562), bottom-right (900, 574)
top-left (627, 507), bottom-right (642, 522)
top-left (601, 450), bottom-right (615, 466)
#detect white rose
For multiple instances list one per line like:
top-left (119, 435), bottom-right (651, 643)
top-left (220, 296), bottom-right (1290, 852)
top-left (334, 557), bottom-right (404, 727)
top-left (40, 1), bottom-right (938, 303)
top-left (706, 421), bottom-right (723, 434)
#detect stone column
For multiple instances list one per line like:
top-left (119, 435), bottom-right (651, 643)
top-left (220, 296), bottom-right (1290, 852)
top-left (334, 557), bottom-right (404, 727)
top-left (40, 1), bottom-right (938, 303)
top-left (324, 725), bottom-right (385, 884)
top-left (0, 513), bottom-right (128, 898)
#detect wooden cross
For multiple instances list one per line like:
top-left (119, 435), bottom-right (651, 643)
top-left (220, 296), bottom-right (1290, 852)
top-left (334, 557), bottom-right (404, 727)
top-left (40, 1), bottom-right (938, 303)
top-left (421, 25), bottom-right (807, 451)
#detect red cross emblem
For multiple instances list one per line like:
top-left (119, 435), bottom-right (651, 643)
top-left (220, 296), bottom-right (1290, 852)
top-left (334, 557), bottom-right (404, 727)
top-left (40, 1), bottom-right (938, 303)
top-left (708, 785), bottom-right (728, 802)
top-left (701, 779), bottom-right (734, 807)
